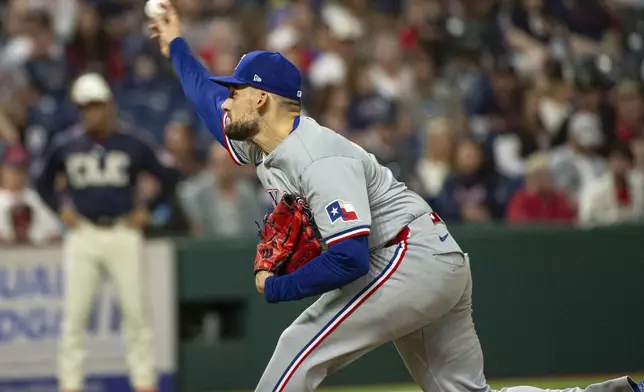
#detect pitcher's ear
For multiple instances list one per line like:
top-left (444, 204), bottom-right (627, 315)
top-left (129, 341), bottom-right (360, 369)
top-left (256, 91), bottom-right (269, 109)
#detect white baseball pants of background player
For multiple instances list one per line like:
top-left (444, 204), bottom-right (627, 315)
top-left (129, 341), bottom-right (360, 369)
top-left (57, 220), bottom-right (156, 391)
top-left (256, 213), bottom-right (635, 392)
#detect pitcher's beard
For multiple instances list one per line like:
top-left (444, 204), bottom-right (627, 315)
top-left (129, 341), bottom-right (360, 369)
top-left (225, 118), bottom-right (260, 141)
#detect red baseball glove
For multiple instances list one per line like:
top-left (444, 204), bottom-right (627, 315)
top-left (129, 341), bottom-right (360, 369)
top-left (254, 195), bottom-right (323, 275)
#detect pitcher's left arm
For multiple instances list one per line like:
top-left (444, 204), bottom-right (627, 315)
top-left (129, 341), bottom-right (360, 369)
top-left (264, 157), bottom-right (372, 303)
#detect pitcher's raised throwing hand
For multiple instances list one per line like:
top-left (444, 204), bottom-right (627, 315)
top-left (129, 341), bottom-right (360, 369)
top-left (148, 1), bottom-right (181, 58)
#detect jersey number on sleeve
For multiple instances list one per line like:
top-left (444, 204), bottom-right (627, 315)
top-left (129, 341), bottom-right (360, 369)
top-left (66, 152), bottom-right (130, 188)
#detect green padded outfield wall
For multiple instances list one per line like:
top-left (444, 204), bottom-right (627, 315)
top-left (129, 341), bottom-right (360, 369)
top-left (174, 224), bottom-right (644, 392)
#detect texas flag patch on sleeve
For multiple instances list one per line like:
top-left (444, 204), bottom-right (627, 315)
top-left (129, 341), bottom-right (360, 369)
top-left (326, 200), bottom-right (360, 224)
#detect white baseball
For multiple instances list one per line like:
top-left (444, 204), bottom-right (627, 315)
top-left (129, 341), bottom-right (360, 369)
top-left (144, 0), bottom-right (168, 19)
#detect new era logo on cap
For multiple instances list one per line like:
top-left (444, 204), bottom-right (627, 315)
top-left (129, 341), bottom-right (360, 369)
top-left (209, 51), bottom-right (303, 102)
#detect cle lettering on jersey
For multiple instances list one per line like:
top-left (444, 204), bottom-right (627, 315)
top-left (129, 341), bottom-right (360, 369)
top-left (326, 200), bottom-right (359, 224)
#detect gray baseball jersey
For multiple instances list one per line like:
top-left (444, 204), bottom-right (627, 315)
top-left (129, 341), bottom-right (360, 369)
top-left (225, 115), bottom-right (462, 252)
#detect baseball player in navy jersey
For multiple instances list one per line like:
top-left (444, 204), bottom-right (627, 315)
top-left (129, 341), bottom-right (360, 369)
top-left (35, 73), bottom-right (180, 392)
top-left (151, 6), bottom-right (642, 392)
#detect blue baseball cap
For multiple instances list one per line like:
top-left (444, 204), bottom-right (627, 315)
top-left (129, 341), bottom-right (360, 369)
top-left (209, 51), bottom-right (303, 102)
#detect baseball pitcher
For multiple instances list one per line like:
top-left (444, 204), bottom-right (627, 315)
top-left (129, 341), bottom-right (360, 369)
top-left (35, 73), bottom-right (180, 392)
top-left (151, 5), bottom-right (641, 392)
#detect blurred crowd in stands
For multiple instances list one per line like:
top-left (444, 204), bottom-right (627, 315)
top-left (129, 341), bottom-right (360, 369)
top-left (1, 0), bottom-right (644, 245)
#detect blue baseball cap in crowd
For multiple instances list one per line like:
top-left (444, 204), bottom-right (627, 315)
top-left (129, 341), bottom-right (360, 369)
top-left (209, 51), bottom-right (303, 102)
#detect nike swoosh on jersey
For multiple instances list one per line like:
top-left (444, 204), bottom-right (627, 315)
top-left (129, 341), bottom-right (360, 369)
top-left (439, 233), bottom-right (449, 242)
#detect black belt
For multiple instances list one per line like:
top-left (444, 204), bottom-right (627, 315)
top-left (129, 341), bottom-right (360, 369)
top-left (86, 215), bottom-right (121, 227)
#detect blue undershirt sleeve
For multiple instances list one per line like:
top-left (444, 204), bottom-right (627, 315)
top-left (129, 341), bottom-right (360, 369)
top-left (263, 235), bottom-right (370, 303)
top-left (168, 37), bottom-right (228, 147)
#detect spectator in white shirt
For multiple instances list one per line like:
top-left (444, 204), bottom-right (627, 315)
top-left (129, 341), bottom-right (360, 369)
top-left (307, 4), bottom-right (363, 90)
top-left (0, 145), bottom-right (61, 244)
top-left (578, 143), bottom-right (644, 227)
top-left (368, 32), bottom-right (414, 100)
top-left (412, 117), bottom-right (454, 200)
top-left (550, 111), bottom-right (607, 205)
